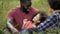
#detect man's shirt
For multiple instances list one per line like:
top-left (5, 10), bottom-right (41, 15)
top-left (7, 6), bottom-right (38, 30)
top-left (37, 10), bottom-right (60, 31)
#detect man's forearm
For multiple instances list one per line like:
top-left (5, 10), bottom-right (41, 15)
top-left (7, 21), bottom-right (21, 34)
top-left (7, 19), bottom-right (17, 32)
top-left (7, 22), bottom-right (14, 30)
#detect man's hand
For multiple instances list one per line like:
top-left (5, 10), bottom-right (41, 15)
top-left (23, 19), bottom-right (28, 25)
top-left (22, 19), bottom-right (28, 29)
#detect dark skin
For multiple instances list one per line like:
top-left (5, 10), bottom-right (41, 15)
top-left (20, 0), bottom-right (32, 14)
top-left (7, 0), bottom-right (32, 34)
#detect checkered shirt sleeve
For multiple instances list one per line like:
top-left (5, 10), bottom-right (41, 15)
top-left (37, 12), bottom-right (60, 31)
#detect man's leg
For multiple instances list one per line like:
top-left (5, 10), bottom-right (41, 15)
top-left (20, 29), bottom-right (27, 34)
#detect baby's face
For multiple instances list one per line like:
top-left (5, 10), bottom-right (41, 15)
top-left (33, 14), bottom-right (40, 23)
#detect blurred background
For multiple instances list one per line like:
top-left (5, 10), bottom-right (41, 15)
top-left (0, 0), bottom-right (60, 34)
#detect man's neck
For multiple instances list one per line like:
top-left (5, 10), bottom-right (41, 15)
top-left (54, 10), bottom-right (60, 13)
top-left (55, 10), bottom-right (60, 12)
top-left (20, 7), bottom-right (29, 14)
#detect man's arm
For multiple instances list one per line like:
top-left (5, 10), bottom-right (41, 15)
top-left (7, 18), bottom-right (20, 34)
top-left (37, 12), bottom-right (59, 31)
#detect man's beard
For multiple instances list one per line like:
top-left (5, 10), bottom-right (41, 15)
top-left (21, 6), bottom-right (30, 14)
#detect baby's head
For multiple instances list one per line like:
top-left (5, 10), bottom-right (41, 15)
top-left (32, 12), bottom-right (40, 23)
top-left (31, 11), bottom-right (48, 26)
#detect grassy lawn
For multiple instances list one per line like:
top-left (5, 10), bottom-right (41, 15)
top-left (0, 0), bottom-right (60, 34)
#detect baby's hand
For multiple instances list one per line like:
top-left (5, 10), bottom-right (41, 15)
top-left (32, 24), bottom-right (36, 28)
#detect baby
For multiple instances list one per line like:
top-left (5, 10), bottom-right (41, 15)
top-left (21, 11), bottom-right (48, 34)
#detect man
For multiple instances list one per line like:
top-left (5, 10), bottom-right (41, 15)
top-left (36, 0), bottom-right (60, 31)
top-left (7, 0), bottom-right (38, 34)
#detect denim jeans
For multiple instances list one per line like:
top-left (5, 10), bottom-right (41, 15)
top-left (29, 28), bottom-right (45, 34)
top-left (27, 28), bottom-right (40, 34)
top-left (20, 28), bottom-right (44, 34)
top-left (20, 29), bottom-right (33, 34)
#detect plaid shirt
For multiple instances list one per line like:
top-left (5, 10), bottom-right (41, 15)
top-left (37, 11), bottom-right (60, 31)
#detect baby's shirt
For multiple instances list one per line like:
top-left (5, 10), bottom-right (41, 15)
top-left (25, 21), bottom-right (33, 29)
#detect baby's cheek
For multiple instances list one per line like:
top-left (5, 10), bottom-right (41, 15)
top-left (38, 21), bottom-right (40, 23)
top-left (33, 19), bottom-right (37, 22)
top-left (37, 21), bottom-right (40, 23)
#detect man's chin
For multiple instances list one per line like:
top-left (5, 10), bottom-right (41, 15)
top-left (27, 6), bottom-right (31, 9)
top-left (25, 7), bottom-right (31, 11)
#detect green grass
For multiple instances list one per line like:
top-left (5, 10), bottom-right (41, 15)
top-left (0, 0), bottom-right (60, 34)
